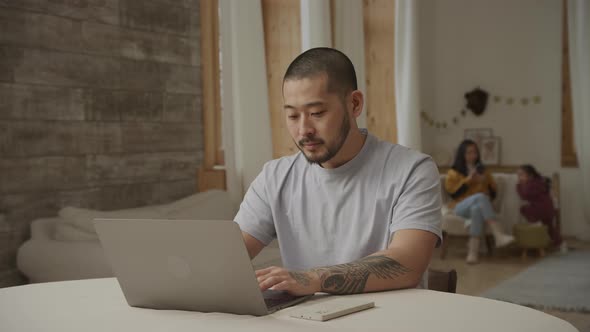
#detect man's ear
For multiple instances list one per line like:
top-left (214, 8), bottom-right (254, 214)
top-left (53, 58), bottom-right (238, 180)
top-left (350, 90), bottom-right (364, 118)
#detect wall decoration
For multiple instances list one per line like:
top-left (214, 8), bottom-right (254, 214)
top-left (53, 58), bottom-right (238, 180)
top-left (492, 94), bottom-right (540, 107)
top-left (420, 88), bottom-right (543, 130)
top-left (464, 87), bottom-right (489, 116)
top-left (480, 136), bottom-right (501, 165)
top-left (420, 111), bottom-right (449, 130)
top-left (463, 128), bottom-right (493, 148)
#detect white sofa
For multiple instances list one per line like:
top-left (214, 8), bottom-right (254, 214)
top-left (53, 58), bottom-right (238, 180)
top-left (17, 190), bottom-right (283, 283)
top-left (439, 172), bottom-right (522, 258)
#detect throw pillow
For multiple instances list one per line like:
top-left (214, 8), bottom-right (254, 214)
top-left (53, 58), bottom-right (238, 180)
top-left (58, 205), bottom-right (164, 234)
top-left (162, 190), bottom-right (238, 220)
top-left (54, 222), bottom-right (99, 241)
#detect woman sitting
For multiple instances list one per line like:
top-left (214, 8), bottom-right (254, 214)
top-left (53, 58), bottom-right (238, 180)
top-left (445, 139), bottom-right (514, 264)
top-left (516, 164), bottom-right (562, 246)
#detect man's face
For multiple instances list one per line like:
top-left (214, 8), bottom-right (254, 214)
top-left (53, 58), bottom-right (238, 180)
top-left (283, 75), bottom-right (351, 165)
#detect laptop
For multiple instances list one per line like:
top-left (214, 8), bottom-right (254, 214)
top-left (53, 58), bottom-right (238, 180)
top-left (94, 218), bottom-right (311, 316)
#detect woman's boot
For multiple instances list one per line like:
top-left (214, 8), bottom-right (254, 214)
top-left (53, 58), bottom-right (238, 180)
top-left (488, 221), bottom-right (514, 247)
top-left (467, 237), bottom-right (480, 264)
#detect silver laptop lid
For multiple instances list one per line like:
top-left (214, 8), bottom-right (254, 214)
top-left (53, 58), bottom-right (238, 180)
top-left (94, 219), bottom-right (269, 316)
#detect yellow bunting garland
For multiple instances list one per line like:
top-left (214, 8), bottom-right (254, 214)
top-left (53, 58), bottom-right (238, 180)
top-left (492, 95), bottom-right (542, 105)
top-left (421, 92), bottom-right (542, 129)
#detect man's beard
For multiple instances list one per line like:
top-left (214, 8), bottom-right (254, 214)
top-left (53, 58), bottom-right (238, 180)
top-left (296, 114), bottom-right (351, 165)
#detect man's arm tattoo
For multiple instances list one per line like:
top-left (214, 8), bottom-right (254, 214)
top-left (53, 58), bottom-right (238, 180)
top-left (312, 255), bottom-right (410, 294)
top-left (289, 271), bottom-right (311, 286)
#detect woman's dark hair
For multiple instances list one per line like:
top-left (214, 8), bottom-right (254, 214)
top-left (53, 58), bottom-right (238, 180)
top-left (451, 139), bottom-right (482, 176)
top-left (519, 164), bottom-right (542, 179)
top-left (520, 164), bottom-right (551, 190)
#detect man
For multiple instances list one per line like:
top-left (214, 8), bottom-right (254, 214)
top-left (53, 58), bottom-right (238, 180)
top-left (235, 47), bottom-right (442, 296)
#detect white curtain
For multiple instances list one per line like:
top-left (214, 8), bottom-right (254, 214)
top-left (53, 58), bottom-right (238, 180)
top-left (219, 0), bottom-right (273, 203)
top-left (395, 0), bottom-right (422, 151)
top-left (568, 0), bottom-right (590, 223)
top-left (300, 0), bottom-right (332, 51)
top-left (332, 0), bottom-right (367, 129)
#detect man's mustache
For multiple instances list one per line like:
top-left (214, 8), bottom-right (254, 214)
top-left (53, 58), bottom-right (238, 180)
top-left (298, 138), bottom-right (324, 146)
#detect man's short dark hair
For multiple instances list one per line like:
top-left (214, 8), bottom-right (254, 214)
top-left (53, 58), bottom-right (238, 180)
top-left (283, 47), bottom-right (357, 96)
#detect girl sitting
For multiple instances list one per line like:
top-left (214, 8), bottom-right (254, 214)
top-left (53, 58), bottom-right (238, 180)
top-left (445, 139), bottom-right (514, 264)
top-left (516, 164), bottom-right (562, 246)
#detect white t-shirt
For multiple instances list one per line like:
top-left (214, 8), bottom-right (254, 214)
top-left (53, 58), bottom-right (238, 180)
top-left (235, 130), bottom-right (442, 288)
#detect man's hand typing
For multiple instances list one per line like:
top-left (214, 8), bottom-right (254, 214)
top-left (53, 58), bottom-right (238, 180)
top-left (256, 266), bottom-right (320, 296)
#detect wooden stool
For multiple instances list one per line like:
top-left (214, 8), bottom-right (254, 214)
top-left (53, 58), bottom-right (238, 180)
top-left (513, 223), bottom-right (551, 261)
top-left (520, 247), bottom-right (546, 261)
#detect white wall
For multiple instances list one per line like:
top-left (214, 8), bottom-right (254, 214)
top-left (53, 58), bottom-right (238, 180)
top-left (419, 0), bottom-right (590, 239)
top-left (219, 0), bottom-right (273, 204)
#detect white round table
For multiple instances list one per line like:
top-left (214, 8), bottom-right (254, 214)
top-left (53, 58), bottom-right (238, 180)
top-left (0, 278), bottom-right (578, 332)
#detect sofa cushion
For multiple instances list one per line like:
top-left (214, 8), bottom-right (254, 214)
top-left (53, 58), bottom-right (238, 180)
top-left (58, 205), bottom-right (164, 234)
top-left (56, 190), bottom-right (238, 237)
top-left (17, 238), bottom-right (113, 283)
top-left (160, 190), bottom-right (237, 220)
top-left (54, 223), bottom-right (99, 242)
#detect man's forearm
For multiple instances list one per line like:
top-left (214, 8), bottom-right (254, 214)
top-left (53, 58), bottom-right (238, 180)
top-left (307, 252), bottom-right (416, 295)
top-left (256, 231), bottom-right (437, 296)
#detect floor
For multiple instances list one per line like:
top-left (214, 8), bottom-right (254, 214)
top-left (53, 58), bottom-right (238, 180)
top-left (431, 236), bottom-right (590, 332)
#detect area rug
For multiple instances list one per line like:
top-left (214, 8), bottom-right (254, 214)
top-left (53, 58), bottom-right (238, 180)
top-left (481, 250), bottom-right (590, 312)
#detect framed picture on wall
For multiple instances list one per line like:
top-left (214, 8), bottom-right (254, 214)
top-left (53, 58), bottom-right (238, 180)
top-left (463, 128), bottom-right (493, 148)
top-left (480, 136), bottom-right (501, 165)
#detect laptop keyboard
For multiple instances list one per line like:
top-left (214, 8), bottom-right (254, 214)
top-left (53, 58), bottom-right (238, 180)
top-left (263, 289), bottom-right (301, 309)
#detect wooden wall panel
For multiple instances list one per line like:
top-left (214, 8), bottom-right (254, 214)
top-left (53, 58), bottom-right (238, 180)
top-left (262, 0), bottom-right (302, 158)
top-left (198, 0), bottom-right (226, 191)
top-left (561, 0), bottom-right (578, 167)
top-left (200, 0), bottom-right (224, 169)
top-left (363, 0), bottom-right (397, 143)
